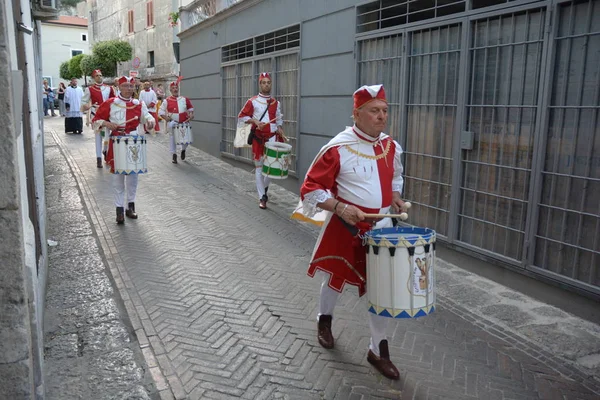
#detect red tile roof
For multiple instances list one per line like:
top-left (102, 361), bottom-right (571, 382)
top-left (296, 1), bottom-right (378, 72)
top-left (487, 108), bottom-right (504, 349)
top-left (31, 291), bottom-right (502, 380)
top-left (44, 16), bottom-right (88, 27)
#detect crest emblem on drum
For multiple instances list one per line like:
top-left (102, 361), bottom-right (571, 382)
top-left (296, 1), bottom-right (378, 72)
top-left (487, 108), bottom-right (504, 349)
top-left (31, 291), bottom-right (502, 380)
top-left (127, 144), bottom-right (142, 163)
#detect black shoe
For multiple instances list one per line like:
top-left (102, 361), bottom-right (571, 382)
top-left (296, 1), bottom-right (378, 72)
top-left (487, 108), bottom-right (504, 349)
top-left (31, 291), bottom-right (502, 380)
top-left (96, 157), bottom-right (103, 168)
top-left (172, 154), bottom-right (178, 164)
top-left (116, 207), bottom-right (125, 224)
top-left (264, 186), bottom-right (269, 202)
top-left (125, 202), bottom-right (138, 219)
top-left (102, 150), bottom-right (107, 162)
top-left (181, 150), bottom-right (186, 161)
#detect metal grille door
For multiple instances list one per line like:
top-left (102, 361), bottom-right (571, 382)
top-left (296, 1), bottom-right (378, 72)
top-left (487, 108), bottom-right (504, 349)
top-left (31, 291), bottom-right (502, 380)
top-left (274, 54), bottom-right (299, 175)
top-left (404, 25), bottom-right (461, 236)
top-left (459, 10), bottom-right (545, 260)
top-left (221, 65), bottom-right (237, 156)
top-left (237, 62), bottom-right (254, 161)
top-left (533, 0), bottom-right (600, 287)
top-left (357, 34), bottom-right (403, 143)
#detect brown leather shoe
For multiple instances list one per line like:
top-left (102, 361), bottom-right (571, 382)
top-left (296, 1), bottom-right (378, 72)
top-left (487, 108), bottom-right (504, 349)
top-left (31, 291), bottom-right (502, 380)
top-left (125, 202), bottom-right (138, 219)
top-left (259, 195), bottom-right (267, 210)
top-left (367, 340), bottom-right (400, 380)
top-left (317, 315), bottom-right (334, 349)
top-left (116, 207), bottom-right (125, 224)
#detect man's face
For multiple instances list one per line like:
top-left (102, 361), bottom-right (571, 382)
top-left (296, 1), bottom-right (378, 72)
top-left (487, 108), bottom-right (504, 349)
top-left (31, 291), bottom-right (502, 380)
top-left (43, 80), bottom-right (48, 87)
top-left (259, 78), bottom-right (271, 95)
top-left (170, 85), bottom-right (179, 97)
top-left (119, 82), bottom-right (134, 98)
top-left (93, 73), bottom-right (103, 84)
top-left (353, 100), bottom-right (388, 137)
top-left (143, 81), bottom-right (150, 90)
top-left (70, 78), bottom-right (77, 87)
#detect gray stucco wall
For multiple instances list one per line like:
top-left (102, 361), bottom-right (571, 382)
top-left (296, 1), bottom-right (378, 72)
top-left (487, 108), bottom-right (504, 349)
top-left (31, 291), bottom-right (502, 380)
top-left (0, 2), bottom-right (35, 398)
top-left (179, 0), bottom-right (361, 185)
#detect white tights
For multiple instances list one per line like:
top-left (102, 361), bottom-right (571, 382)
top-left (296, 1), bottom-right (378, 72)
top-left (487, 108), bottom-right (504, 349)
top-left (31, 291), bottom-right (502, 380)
top-left (318, 273), bottom-right (389, 356)
top-left (255, 167), bottom-right (271, 199)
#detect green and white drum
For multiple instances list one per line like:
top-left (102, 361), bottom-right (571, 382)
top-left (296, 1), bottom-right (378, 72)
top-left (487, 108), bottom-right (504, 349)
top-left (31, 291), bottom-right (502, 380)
top-left (262, 142), bottom-right (292, 179)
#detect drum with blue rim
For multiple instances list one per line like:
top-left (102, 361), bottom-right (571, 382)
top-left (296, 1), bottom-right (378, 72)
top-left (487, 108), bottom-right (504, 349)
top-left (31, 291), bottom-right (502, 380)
top-left (364, 226), bottom-right (436, 318)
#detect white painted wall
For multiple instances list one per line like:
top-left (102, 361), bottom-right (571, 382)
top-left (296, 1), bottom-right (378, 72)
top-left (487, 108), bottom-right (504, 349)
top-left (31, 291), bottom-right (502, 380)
top-left (40, 22), bottom-right (89, 88)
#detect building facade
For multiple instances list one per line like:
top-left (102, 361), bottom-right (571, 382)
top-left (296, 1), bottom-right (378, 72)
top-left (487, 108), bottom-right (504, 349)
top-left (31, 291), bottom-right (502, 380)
top-left (87, 0), bottom-right (181, 82)
top-left (179, 0), bottom-right (600, 297)
top-left (40, 15), bottom-right (89, 88)
top-left (1, 0), bottom-right (56, 398)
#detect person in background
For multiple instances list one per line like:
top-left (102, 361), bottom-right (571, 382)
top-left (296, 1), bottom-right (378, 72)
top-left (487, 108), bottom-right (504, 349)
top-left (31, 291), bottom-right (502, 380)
top-left (57, 82), bottom-right (66, 116)
top-left (64, 78), bottom-right (84, 134)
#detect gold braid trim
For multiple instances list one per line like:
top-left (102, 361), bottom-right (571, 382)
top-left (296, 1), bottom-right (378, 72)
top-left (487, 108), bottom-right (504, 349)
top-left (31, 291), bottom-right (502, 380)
top-left (112, 102), bottom-right (141, 110)
top-left (344, 139), bottom-right (391, 161)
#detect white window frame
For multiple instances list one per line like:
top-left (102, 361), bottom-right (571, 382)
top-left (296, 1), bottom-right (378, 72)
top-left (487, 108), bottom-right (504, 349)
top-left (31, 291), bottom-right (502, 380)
top-left (81, 33), bottom-right (87, 42)
top-left (70, 49), bottom-right (84, 58)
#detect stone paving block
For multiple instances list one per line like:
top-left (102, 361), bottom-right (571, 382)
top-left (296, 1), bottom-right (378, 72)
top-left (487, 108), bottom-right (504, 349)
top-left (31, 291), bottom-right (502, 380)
top-left (44, 121), bottom-right (600, 400)
top-left (45, 272), bottom-right (113, 310)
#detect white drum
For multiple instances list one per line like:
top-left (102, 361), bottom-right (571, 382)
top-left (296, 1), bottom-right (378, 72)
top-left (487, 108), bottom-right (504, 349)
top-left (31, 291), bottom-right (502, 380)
top-left (364, 226), bottom-right (436, 318)
top-left (112, 135), bottom-right (147, 174)
top-left (174, 122), bottom-right (192, 145)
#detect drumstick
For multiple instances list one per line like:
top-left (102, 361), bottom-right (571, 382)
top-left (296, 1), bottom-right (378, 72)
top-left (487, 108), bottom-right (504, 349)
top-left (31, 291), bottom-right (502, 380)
top-left (364, 213), bottom-right (409, 221)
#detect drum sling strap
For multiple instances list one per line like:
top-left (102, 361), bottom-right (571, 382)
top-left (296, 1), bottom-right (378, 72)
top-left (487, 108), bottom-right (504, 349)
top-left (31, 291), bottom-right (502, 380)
top-left (247, 99), bottom-right (272, 145)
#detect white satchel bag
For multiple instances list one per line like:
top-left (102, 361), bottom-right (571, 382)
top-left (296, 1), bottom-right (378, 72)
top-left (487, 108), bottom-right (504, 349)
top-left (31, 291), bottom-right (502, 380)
top-left (234, 124), bottom-right (252, 148)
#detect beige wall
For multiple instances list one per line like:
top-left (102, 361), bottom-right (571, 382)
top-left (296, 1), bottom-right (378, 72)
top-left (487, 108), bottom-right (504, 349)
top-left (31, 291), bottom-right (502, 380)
top-left (40, 23), bottom-right (89, 88)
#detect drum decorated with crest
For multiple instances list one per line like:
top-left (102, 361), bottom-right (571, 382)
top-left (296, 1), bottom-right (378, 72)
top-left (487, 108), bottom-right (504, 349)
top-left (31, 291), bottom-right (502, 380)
top-left (364, 226), bottom-right (436, 318)
top-left (174, 122), bottom-right (193, 145)
top-left (111, 135), bottom-right (147, 174)
top-left (262, 142), bottom-right (292, 179)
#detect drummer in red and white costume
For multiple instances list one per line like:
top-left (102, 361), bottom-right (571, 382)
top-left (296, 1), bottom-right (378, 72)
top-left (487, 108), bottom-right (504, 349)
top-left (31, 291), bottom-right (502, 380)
top-left (238, 72), bottom-right (284, 209)
top-left (92, 76), bottom-right (155, 224)
top-left (138, 80), bottom-right (160, 134)
top-left (81, 69), bottom-right (116, 168)
top-left (295, 85), bottom-right (407, 380)
top-left (158, 78), bottom-right (194, 164)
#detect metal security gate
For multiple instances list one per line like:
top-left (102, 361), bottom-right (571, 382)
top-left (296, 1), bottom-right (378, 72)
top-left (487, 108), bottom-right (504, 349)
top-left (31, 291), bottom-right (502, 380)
top-left (459, 9), bottom-right (546, 261)
top-left (357, 0), bottom-right (600, 295)
top-left (405, 25), bottom-right (461, 237)
top-left (530, 0), bottom-right (600, 289)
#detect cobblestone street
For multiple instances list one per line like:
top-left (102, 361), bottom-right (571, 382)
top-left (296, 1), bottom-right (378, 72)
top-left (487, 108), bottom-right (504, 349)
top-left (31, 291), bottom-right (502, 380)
top-left (44, 117), bottom-right (600, 400)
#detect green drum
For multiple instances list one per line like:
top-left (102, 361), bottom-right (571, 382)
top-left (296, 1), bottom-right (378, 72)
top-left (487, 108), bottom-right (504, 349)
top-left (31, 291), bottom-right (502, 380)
top-left (262, 142), bottom-right (292, 179)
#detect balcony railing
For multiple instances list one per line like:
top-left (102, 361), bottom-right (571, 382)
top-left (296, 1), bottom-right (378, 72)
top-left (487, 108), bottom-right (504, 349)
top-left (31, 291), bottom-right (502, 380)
top-left (180, 0), bottom-right (243, 31)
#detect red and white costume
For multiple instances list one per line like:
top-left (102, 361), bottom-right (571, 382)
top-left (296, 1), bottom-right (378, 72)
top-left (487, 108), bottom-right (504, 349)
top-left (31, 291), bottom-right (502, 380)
top-left (298, 84), bottom-right (404, 356)
top-left (158, 95), bottom-right (194, 154)
top-left (82, 73), bottom-right (116, 157)
top-left (301, 126), bottom-right (404, 295)
top-left (92, 77), bottom-right (155, 209)
top-left (238, 93), bottom-right (283, 161)
top-left (237, 72), bottom-right (284, 201)
top-left (138, 88), bottom-right (160, 132)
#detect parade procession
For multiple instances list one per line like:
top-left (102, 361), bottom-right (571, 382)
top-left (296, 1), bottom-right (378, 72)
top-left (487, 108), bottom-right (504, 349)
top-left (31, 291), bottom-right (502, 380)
top-left (3, 0), bottom-right (600, 399)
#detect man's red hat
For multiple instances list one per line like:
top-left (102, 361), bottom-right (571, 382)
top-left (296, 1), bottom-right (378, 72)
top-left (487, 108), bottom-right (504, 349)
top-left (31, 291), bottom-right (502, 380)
top-left (117, 76), bottom-right (134, 85)
top-left (92, 69), bottom-right (102, 77)
top-left (170, 76), bottom-right (183, 88)
top-left (259, 72), bottom-right (271, 83)
top-left (353, 84), bottom-right (387, 110)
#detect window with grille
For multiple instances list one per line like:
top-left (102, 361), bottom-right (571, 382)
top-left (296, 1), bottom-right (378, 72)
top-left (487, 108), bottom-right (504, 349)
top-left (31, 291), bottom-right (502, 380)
top-left (357, 0), bottom-right (466, 33)
top-left (222, 39), bottom-right (253, 62)
top-left (255, 25), bottom-right (300, 56)
top-left (222, 25), bottom-right (300, 62)
top-left (128, 10), bottom-right (134, 33)
top-left (147, 1), bottom-right (154, 27)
